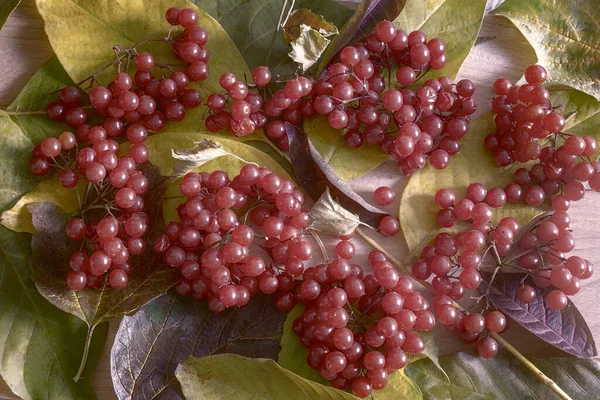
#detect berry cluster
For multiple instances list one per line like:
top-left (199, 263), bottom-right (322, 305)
top-left (204, 20), bottom-right (477, 175)
top-left (153, 164), bottom-right (313, 312)
top-left (408, 178), bottom-right (594, 358)
top-left (486, 64), bottom-right (600, 201)
top-left (30, 7), bottom-right (209, 290)
top-left (292, 245), bottom-right (431, 398)
top-left (204, 72), bottom-right (270, 138)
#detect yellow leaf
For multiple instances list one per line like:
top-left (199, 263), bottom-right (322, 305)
top-left (399, 113), bottom-right (542, 254)
top-left (35, 0), bottom-right (249, 94)
top-left (304, 115), bottom-right (390, 181)
top-left (1, 177), bottom-right (81, 234)
top-left (145, 131), bottom-right (294, 223)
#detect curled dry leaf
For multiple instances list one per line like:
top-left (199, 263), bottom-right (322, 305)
top-left (283, 8), bottom-right (338, 43)
top-left (289, 25), bottom-right (333, 72)
top-left (111, 292), bottom-right (286, 399)
top-left (286, 122), bottom-right (385, 227)
top-left (170, 139), bottom-right (249, 181)
top-left (487, 274), bottom-right (597, 358)
top-left (309, 187), bottom-right (366, 236)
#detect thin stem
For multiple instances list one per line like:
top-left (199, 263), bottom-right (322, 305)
top-left (265, 0), bottom-right (290, 66)
top-left (255, 129), bottom-right (292, 163)
top-left (355, 228), bottom-right (406, 272)
top-left (354, 227), bottom-right (574, 400)
top-left (73, 325), bottom-right (95, 382)
top-left (308, 229), bottom-right (330, 263)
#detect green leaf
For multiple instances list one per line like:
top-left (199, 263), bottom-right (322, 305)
top-left (405, 350), bottom-right (600, 400)
top-left (176, 354), bottom-right (358, 400)
top-left (0, 58), bottom-right (74, 215)
top-left (493, 0), bottom-right (600, 100)
top-left (394, 0), bottom-right (487, 80)
top-left (399, 113), bottom-right (542, 254)
top-left (6, 57), bottom-right (77, 145)
top-left (278, 304), bottom-right (428, 400)
top-left (375, 369), bottom-right (423, 400)
top-left (35, 0), bottom-right (249, 93)
top-left (1, 176), bottom-right (82, 234)
top-left (318, 0), bottom-right (407, 75)
top-left (199, 0), bottom-right (353, 78)
top-left (0, 226), bottom-right (107, 400)
top-left (278, 304), bottom-right (328, 385)
top-left (0, 0), bottom-right (20, 30)
top-left (305, 115), bottom-right (389, 181)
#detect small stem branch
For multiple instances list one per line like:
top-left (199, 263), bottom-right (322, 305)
top-left (354, 227), bottom-right (574, 400)
top-left (355, 228), bottom-right (407, 273)
top-left (256, 129), bottom-right (292, 163)
top-left (73, 325), bottom-right (95, 382)
top-left (308, 228), bottom-right (330, 263)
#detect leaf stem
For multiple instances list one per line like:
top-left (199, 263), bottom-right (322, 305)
top-left (73, 324), bottom-right (95, 382)
top-left (489, 333), bottom-right (572, 400)
top-left (353, 227), bottom-right (574, 400)
top-left (256, 129), bottom-right (292, 163)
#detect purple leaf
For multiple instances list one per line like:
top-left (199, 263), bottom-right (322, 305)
top-left (110, 292), bottom-right (286, 399)
top-left (286, 122), bottom-right (386, 227)
top-left (317, 0), bottom-right (406, 74)
top-left (488, 274), bottom-right (597, 357)
top-left (28, 165), bottom-right (179, 327)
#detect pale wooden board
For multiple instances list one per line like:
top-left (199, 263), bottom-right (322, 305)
top-left (0, 1), bottom-right (599, 399)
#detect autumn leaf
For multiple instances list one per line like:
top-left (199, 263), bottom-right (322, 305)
top-left (111, 292), bottom-right (286, 399)
top-left (399, 87), bottom-right (600, 255)
top-left (493, 0), bottom-right (600, 100)
top-left (176, 354), bottom-right (358, 400)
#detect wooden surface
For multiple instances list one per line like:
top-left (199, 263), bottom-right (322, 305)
top-left (0, 1), bottom-right (599, 399)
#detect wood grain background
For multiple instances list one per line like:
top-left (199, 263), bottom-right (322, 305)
top-left (1, 1), bottom-right (598, 399)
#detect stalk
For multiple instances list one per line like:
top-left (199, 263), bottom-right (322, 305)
top-left (73, 325), bottom-right (95, 382)
top-left (354, 227), bottom-right (573, 400)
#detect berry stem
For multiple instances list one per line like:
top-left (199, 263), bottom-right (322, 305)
top-left (354, 227), bottom-right (574, 400)
top-left (73, 324), bottom-right (95, 383)
top-left (307, 228), bottom-right (330, 263)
